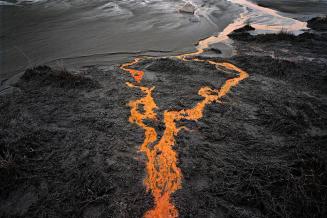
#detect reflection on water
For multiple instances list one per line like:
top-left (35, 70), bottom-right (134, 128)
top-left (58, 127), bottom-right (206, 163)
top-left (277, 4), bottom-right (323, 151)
top-left (0, 0), bottom-right (241, 78)
top-left (178, 0), bottom-right (308, 58)
top-left (0, 0), bottom-right (315, 79)
top-left (230, 0), bottom-right (307, 33)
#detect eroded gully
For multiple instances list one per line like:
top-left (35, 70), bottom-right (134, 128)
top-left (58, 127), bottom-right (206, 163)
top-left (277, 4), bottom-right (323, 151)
top-left (119, 0), bottom-right (307, 217)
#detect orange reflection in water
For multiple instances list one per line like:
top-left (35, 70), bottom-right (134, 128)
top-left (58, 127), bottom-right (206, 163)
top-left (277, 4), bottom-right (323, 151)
top-left (176, 13), bottom-right (249, 59)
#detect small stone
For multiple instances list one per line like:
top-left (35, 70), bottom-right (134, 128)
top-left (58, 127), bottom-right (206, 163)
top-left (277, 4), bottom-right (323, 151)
top-left (179, 2), bottom-right (196, 14)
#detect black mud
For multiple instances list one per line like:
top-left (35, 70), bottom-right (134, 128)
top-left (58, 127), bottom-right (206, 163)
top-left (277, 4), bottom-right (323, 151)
top-left (0, 66), bottom-right (152, 217)
top-left (308, 16), bottom-right (327, 31)
top-left (19, 66), bottom-right (100, 90)
top-left (1, 19), bottom-right (327, 218)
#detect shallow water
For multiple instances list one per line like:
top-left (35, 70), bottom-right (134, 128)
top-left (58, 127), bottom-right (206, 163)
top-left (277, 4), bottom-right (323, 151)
top-left (0, 0), bottom-right (326, 79)
top-left (0, 0), bottom-right (241, 78)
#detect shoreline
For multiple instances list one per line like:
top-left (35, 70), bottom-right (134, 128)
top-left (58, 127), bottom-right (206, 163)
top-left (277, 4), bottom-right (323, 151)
top-left (1, 0), bottom-right (327, 217)
top-left (1, 16), bottom-right (327, 217)
top-left (0, 0), bottom-right (316, 98)
top-left (1, 0), bottom-right (322, 81)
top-left (0, 0), bottom-right (241, 79)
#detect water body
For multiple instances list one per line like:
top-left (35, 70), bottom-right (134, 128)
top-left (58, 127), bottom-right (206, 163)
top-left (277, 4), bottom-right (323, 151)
top-left (0, 0), bottom-right (326, 79)
top-left (0, 0), bottom-right (241, 79)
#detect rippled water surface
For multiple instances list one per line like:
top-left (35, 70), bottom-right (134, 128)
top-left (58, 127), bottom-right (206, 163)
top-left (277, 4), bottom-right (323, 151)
top-left (1, 0), bottom-right (242, 78)
top-left (1, 0), bottom-right (326, 78)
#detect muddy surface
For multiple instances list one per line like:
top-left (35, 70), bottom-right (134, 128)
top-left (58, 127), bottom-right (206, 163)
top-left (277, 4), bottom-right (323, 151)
top-left (1, 19), bottom-right (327, 218)
top-left (0, 66), bottom-right (153, 217)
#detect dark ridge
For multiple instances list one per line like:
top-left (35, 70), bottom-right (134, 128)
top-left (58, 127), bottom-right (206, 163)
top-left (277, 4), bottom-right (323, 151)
top-left (233, 24), bottom-right (255, 33)
top-left (251, 31), bottom-right (297, 42)
top-left (257, 32), bottom-right (327, 44)
top-left (229, 27), bottom-right (298, 42)
top-left (18, 66), bottom-right (100, 90)
top-left (228, 24), bottom-right (255, 41)
top-left (307, 16), bottom-right (327, 31)
top-left (145, 58), bottom-right (193, 74)
top-left (229, 17), bottom-right (327, 43)
top-left (204, 47), bottom-right (222, 54)
top-left (230, 29), bottom-right (327, 46)
top-left (231, 55), bottom-right (327, 94)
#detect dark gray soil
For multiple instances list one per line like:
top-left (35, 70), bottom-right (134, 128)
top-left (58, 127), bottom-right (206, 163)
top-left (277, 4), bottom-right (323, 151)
top-left (0, 66), bottom-right (153, 217)
top-left (308, 16), bottom-right (327, 31)
top-left (1, 20), bottom-right (327, 218)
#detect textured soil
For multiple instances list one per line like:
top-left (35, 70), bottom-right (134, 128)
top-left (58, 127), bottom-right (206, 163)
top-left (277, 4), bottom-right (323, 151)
top-left (1, 20), bottom-right (327, 218)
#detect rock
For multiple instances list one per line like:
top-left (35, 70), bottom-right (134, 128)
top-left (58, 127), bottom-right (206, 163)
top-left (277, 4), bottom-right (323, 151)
top-left (179, 2), bottom-right (196, 14)
top-left (189, 15), bottom-right (200, 22)
top-left (228, 25), bottom-right (255, 41)
top-left (204, 47), bottom-right (222, 54)
top-left (307, 16), bottom-right (327, 31)
top-left (233, 24), bottom-right (255, 33)
top-left (18, 65), bottom-right (100, 90)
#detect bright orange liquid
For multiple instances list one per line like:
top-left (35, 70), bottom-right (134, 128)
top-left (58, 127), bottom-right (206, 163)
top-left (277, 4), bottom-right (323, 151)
top-left (121, 57), bottom-right (248, 218)
top-left (118, 0), bottom-right (310, 216)
top-left (120, 58), bottom-right (144, 83)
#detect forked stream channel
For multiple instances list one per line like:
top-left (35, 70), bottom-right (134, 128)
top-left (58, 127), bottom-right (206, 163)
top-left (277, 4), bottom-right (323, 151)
top-left (120, 0), bottom-right (307, 217)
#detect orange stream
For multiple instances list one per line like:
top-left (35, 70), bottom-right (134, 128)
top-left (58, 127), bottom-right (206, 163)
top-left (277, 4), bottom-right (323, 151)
top-left (118, 0), bottom-right (311, 216)
top-left (121, 55), bottom-right (248, 217)
top-left (120, 58), bottom-right (144, 83)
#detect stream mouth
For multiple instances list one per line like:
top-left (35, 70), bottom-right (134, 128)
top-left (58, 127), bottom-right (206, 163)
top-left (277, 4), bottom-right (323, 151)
top-left (119, 0), bottom-right (322, 217)
top-left (2, 0), bottom-right (322, 80)
top-left (1, 1), bottom-right (326, 218)
top-left (0, 0), bottom-right (241, 79)
top-left (122, 55), bottom-right (249, 218)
